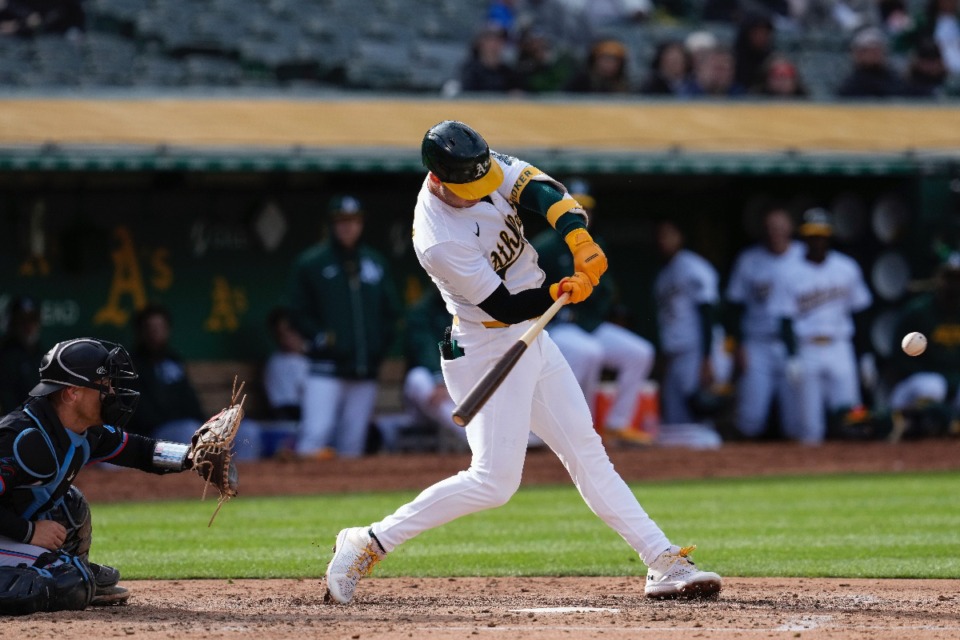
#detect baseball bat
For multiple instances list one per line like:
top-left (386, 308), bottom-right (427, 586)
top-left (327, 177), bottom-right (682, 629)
top-left (451, 293), bottom-right (570, 427)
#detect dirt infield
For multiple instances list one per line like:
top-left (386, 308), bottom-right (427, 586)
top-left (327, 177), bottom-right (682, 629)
top-left (9, 439), bottom-right (960, 639)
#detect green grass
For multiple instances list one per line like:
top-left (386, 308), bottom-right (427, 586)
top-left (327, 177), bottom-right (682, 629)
top-left (91, 471), bottom-right (960, 580)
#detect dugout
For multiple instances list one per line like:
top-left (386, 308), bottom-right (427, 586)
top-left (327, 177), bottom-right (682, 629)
top-left (0, 97), bottom-right (958, 375)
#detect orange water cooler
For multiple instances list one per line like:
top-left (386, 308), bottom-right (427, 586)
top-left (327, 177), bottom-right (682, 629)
top-left (592, 380), bottom-right (660, 440)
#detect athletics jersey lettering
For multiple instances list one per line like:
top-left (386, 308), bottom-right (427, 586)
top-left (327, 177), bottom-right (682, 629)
top-left (795, 286), bottom-right (850, 314)
top-left (491, 213), bottom-right (525, 279)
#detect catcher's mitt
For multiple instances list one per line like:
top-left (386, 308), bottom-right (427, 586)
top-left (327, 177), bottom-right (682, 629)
top-left (190, 376), bottom-right (245, 526)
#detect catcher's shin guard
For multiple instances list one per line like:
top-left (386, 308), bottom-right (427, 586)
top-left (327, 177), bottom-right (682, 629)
top-left (0, 554), bottom-right (95, 615)
top-left (0, 565), bottom-right (51, 615)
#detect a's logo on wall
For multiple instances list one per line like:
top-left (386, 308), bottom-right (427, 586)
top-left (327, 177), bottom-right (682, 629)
top-left (94, 226), bottom-right (172, 327)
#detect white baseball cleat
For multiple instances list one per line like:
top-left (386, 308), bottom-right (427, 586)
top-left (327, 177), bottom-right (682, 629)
top-left (644, 545), bottom-right (722, 599)
top-left (325, 527), bottom-right (387, 604)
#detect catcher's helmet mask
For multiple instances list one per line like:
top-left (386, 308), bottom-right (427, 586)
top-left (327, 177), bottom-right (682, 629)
top-left (30, 338), bottom-right (140, 427)
top-left (421, 120), bottom-right (504, 200)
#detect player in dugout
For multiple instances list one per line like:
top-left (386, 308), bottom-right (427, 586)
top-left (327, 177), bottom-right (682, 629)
top-left (323, 120), bottom-right (722, 605)
top-left (0, 338), bottom-right (208, 615)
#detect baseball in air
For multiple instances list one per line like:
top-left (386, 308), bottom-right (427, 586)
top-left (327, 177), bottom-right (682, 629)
top-left (901, 332), bottom-right (927, 356)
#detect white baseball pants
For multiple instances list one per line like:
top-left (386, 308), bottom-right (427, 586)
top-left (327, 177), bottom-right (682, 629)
top-left (372, 320), bottom-right (672, 565)
top-left (735, 338), bottom-right (798, 437)
top-left (298, 375), bottom-right (378, 458)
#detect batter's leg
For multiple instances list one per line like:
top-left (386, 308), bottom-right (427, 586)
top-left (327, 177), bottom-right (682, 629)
top-left (370, 329), bottom-right (542, 551)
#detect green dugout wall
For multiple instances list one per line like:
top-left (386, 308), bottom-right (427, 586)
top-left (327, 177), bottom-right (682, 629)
top-left (0, 97), bottom-right (957, 360)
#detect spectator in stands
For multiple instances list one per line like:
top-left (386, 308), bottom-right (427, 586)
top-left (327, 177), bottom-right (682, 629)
top-left (514, 26), bottom-right (577, 93)
top-left (564, 38), bottom-right (632, 93)
top-left (640, 40), bottom-right (692, 95)
top-left (286, 195), bottom-right (402, 460)
top-left (263, 306), bottom-right (309, 422)
top-left (760, 55), bottom-right (809, 97)
top-left (679, 45), bottom-right (746, 97)
top-left (460, 24), bottom-right (522, 93)
top-left (837, 27), bottom-right (912, 97)
top-left (531, 179), bottom-right (656, 446)
top-left (905, 36), bottom-right (949, 95)
top-left (0, 296), bottom-right (44, 414)
top-left (733, 13), bottom-right (775, 94)
top-left (126, 304), bottom-right (263, 460)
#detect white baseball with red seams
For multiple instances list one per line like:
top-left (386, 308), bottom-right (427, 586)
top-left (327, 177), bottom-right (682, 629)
top-left (901, 332), bottom-right (927, 356)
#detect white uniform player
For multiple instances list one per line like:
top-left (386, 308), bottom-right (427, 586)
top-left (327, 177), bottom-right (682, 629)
top-left (769, 208), bottom-right (872, 444)
top-left (654, 220), bottom-right (722, 426)
top-left (725, 207), bottom-right (804, 438)
top-left (323, 121), bottom-right (721, 605)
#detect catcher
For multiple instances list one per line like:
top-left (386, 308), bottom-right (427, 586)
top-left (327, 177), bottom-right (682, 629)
top-left (0, 337), bottom-right (242, 615)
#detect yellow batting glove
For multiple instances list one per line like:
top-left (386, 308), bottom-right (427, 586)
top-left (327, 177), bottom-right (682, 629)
top-left (549, 272), bottom-right (594, 304)
top-left (564, 229), bottom-right (607, 286)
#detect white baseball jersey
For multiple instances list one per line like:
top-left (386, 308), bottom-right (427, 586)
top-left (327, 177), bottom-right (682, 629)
top-left (413, 153), bottom-right (568, 322)
top-left (654, 249), bottom-right (720, 354)
top-left (726, 241), bottom-right (804, 338)
top-left (370, 152), bottom-right (677, 567)
top-left (769, 250), bottom-right (872, 340)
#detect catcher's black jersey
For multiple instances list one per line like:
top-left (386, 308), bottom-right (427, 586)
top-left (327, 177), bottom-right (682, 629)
top-left (0, 397), bottom-right (159, 544)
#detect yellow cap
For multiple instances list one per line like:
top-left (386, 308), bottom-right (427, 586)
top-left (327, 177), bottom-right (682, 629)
top-left (443, 160), bottom-right (504, 200)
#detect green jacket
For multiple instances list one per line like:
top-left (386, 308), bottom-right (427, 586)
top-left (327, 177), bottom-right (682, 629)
top-left (891, 292), bottom-right (960, 394)
top-left (287, 240), bottom-right (401, 380)
top-left (531, 229), bottom-right (613, 332)
top-left (404, 289), bottom-right (449, 376)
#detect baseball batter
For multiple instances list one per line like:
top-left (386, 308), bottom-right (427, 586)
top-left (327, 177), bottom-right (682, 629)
top-left (769, 208), bottom-right (873, 444)
top-left (725, 205), bottom-right (804, 438)
top-left (324, 121), bottom-right (721, 604)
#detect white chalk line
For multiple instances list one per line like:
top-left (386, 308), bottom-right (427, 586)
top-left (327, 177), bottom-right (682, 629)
top-left (420, 624), bottom-right (960, 634)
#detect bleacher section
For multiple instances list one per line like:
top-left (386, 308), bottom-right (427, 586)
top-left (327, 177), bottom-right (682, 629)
top-left (0, 0), bottom-right (936, 97)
